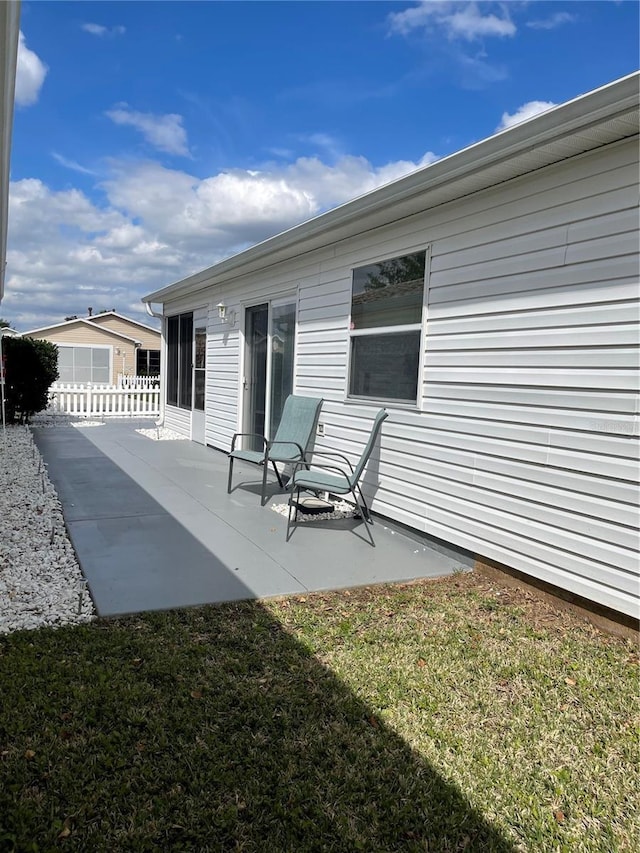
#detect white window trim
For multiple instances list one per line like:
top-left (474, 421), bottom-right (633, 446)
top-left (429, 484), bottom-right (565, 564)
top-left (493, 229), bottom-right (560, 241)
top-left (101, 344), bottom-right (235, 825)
top-left (345, 246), bottom-right (430, 410)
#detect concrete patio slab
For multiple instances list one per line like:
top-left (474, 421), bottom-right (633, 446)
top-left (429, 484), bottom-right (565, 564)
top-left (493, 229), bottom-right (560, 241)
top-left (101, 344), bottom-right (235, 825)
top-left (33, 420), bottom-right (473, 617)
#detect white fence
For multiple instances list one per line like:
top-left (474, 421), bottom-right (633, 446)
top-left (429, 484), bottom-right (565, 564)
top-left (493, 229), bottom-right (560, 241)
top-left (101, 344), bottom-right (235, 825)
top-left (117, 374), bottom-right (160, 389)
top-left (49, 382), bottom-right (160, 418)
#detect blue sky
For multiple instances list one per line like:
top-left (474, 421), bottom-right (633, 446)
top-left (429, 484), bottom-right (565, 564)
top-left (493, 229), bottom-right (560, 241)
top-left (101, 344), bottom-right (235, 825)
top-left (5, 1), bottom-right (639, 331)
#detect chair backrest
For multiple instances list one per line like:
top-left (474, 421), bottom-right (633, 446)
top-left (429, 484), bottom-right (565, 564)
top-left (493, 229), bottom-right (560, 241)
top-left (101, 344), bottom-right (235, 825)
top-left (269, 395), bottom-right (323, 461)
top-left (351, 408), bottom-right (389, 484)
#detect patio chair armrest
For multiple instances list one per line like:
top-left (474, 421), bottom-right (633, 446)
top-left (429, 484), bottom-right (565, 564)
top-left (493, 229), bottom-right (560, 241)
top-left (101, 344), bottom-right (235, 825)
top-left (267, 439), bottom-right (305, 460)
top-left (304, 449), bottom-right (354, 474)
top-left (230, 432), bottom-right (267, 453)
top-left (293, 460), bottom-right (353, 490)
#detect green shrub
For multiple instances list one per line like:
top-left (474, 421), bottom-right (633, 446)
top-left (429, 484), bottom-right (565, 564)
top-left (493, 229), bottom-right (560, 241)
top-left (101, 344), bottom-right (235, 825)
top-left (2, 337), bottom-right (59, 424)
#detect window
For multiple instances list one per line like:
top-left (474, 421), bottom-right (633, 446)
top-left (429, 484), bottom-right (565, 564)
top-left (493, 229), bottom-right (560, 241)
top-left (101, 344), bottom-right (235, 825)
top-left (166, 312), bottom-right (193, 409)
top-left (348, 249), bottom-right (426, 403)
top-left (57, 345), bottom-right (110, 384)
top-left (136, 349), bottom-right (160, 376)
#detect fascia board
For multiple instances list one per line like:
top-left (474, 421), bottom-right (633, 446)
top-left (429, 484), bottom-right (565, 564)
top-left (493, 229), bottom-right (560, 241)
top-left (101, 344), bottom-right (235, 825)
top-left (24, 318), bottom-right (141, 345)
top-left (142, 72), bottom-right (640, 306)
top-left (88, 311), bottom-right (161, 335)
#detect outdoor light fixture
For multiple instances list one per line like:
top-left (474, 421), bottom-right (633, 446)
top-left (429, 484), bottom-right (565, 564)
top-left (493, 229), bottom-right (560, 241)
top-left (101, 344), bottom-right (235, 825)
top-left (217, 302), bottom-right (236, 326)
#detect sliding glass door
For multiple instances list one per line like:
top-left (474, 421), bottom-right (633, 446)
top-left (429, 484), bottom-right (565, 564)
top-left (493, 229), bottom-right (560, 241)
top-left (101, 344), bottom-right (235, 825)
top-left (243, 298), bottom-right (296, 444)
top-left (244, 304), bottom-right (269, 445)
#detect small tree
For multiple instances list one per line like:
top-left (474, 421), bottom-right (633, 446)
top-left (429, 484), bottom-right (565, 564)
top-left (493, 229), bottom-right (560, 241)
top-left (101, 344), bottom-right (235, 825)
top-left (3, 337), bottom-right (59, 424)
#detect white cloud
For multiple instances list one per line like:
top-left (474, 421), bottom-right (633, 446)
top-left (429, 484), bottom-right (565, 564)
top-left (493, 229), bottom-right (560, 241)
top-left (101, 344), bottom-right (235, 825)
top-left (82, 23), bottom-right (126, 37)
top-left (497, 100), bottom-right (557, 131)
top-left (106, 107), bottom-right (191, 157)
top-left (5, 150), bottom-right (438, 330)
top-left (527, 12), bottom-right (576, 31)
top-left (15, 32), bottom-right (48, 107)
top-left (51, 153), bottom-right (97, 176)
top-left (389, 2), bottom-right (516, 41)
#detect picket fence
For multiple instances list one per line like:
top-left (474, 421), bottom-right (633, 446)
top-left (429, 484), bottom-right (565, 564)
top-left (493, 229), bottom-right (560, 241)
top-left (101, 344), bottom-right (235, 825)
top-left (117, 374), bottom-right (160, 389)
top-left (49, 381), bottom-right (160, 418)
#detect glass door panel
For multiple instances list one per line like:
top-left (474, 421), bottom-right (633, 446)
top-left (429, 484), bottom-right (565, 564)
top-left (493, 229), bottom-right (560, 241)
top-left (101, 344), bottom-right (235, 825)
top-left (269, 301), bottom-right (296, 437)
top-left (193, 326), bottom-right (206, 411)
top-left (244, 304), bottom-right (269, 449)
top-left (178, 313), bottom-right (193, 409)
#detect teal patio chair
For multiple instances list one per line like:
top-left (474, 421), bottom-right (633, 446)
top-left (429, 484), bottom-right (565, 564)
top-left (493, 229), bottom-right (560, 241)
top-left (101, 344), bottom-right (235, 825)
top-left (286, 408), bottom-right (388, 544)
top-left (227, 394), bottom-right (323, 505)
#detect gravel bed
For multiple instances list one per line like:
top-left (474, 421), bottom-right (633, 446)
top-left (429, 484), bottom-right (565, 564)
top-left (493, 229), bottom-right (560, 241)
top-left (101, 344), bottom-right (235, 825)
top-left (271, 498), bottom-right (357, 523)
top-left (0, 424), bottom-right (96, 634)
top-left (136, 426), bottom-right (189, 440)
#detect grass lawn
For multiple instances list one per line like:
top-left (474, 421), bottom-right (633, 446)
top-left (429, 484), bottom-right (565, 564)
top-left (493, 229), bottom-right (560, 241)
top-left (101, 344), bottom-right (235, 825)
top-left (0, 573), bottom-right (637, 852)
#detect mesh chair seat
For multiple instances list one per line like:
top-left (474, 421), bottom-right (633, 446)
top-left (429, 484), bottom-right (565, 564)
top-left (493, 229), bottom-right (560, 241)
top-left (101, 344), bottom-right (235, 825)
top-left (286, 408), bottom-right (388, 545)
top-left (228, 395), bottom-right (323, 505)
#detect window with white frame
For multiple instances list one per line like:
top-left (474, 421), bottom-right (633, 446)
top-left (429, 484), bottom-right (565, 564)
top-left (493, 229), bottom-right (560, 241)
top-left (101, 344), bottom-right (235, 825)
top-left (57, 345), bottom-right (111, 383)
top-left (348, 249), bottom-right (426, 403)
top-left (136, 348), bottom-right (161, 376)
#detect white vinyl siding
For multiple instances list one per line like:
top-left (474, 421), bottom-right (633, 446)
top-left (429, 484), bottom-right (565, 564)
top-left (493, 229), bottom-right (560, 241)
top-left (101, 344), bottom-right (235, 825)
top-left (166, 135), bottom-right (639, 618)
top-left (164, 405), bottom-right (191, 437)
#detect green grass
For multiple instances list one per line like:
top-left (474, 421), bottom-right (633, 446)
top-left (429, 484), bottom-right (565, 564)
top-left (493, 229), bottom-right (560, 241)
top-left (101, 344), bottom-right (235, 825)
top-left (0, 574), bottom-right (637, 852)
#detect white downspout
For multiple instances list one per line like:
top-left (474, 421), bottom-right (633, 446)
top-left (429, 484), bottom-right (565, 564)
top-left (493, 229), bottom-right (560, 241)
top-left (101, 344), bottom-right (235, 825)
top-left (145, 302), bottom-right (166, 427)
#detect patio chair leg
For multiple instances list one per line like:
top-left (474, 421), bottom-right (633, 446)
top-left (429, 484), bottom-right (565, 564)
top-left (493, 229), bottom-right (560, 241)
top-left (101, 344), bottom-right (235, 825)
top-left (272, 460), bottom-right (284, 488)
top-left (261, 460), bottom-right (269, 506)
top-left (352, 487), bottom-right (375, 547)
top-left (227, 457), bottom-right (234, 494)
top-left (286, 486), bottom-right (300, 542)
top-left (355, 484), bottom-right (372, 523)
top-left (261, 460), bottom-right (285, 506)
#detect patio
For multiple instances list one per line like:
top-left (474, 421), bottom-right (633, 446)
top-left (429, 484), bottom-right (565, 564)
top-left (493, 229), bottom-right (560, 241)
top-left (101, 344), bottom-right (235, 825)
top-left (32, 419), bottom-right (472, 617)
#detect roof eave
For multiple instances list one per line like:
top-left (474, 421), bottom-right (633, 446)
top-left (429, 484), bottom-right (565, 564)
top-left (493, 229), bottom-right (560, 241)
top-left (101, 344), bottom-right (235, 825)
top-left (88, 311), bottom-right (161, 334)
top-left (142, 71), bottom-right (640, 306)
top-left (24, 317), bottom-right (142, 345)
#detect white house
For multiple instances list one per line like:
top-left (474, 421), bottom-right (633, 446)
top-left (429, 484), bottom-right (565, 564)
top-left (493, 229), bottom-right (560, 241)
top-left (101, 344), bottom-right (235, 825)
top-left (143, 73), bottom-right (639, 622)
top-left (0, 0), bottom-right (20, 304)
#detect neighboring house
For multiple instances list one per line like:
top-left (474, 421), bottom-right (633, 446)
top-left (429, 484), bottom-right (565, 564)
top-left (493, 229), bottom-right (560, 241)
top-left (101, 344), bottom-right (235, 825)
top-left (0, 0), bottom-right (20, 304)
top-left (25, 311), bottom-right (161, 385)
top-left (142, 73), bottom-right (639, 622)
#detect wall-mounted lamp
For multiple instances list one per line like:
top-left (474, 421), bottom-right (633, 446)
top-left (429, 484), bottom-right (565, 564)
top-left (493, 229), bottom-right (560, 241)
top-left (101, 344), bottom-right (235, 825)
top-left (217, 302), bottom-right (236, 326)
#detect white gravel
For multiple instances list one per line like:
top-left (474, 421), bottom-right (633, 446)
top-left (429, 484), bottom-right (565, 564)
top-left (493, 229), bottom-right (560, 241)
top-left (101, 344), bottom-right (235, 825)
top-left (0, 424), bottom-right (96, 634)
top-left (136, 426), bottom-right (189, 441)
top-left (271, 498), bottom-right (357, 523)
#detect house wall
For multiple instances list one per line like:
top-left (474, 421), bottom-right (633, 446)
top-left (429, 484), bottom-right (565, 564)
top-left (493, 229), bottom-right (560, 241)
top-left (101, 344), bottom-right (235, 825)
top-left (164, 136), bottom-right (639, 618)
top-left (29, 325), bottom-right (137, 385)
top-left (89, 315), bottom-right (161, 352)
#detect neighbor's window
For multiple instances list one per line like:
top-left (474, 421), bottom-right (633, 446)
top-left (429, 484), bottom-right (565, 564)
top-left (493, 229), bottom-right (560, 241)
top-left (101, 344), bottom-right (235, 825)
top-left (348, 249), bottom-right (426, 403)
top-left (57, 345), bottom-right (110, 384)
top-left (136, 348), bottom-right (160, 376)
top-left (166, 312), bottom-right (193, 409)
